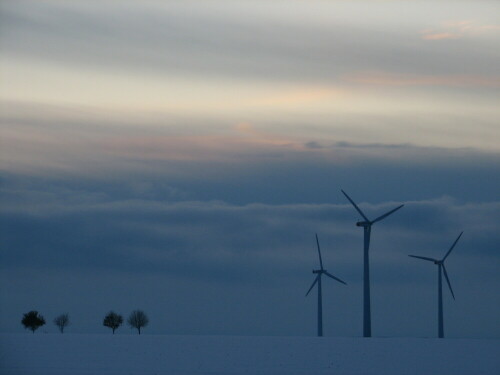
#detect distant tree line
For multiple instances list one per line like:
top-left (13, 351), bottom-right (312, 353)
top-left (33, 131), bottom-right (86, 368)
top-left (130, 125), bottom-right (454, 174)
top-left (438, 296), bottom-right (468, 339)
top-left (21, 309), bottom-right (149, 334)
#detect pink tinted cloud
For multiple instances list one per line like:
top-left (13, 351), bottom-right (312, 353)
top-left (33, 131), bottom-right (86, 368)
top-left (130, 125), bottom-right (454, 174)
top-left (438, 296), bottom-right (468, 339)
top-left (422, 32), bottom-right (460, 40)
top-left (101, 126), bottom-right (308, 162)
top-left (421, 20), bottom-right (500, 40)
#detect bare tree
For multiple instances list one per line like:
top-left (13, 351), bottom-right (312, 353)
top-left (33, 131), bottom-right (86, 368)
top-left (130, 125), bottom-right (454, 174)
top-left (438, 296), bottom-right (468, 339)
top-left (103, 311), bottom-right (123, 334)
top-left (127, 310), bottom-right (149, 334)
top-left (54, 313), bottom-right (70, 333)
top-left (21, 311), bottom-right (46, 333)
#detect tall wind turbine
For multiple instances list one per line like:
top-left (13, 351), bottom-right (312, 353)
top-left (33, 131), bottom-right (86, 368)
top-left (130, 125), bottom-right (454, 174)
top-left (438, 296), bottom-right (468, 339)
top-left (409, 231), bottom-right (463, 338)
top-left (306, 234), bottom-right (346, 337)
top-left (341, 190), bottom-right (404, 337)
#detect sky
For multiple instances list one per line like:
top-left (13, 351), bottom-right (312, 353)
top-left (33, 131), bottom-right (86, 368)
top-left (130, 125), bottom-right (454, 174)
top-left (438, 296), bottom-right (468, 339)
top-left (0, 0), bottom-right (499, 338)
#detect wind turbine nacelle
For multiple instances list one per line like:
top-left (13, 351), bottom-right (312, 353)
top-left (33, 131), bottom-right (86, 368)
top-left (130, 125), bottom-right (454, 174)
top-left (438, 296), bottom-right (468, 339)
top-left (356, 221), bottom-right (369, 227)
top-left (313, 270), bottom-right (322, 274)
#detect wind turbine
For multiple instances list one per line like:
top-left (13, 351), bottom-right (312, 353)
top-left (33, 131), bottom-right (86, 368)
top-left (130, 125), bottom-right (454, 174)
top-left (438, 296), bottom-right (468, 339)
top-left (409, 231), bottom-right (463, 338)
top-left (341, 190), bottom-right (404, 337)
top-left (306, 233), bottom-right (346, 337)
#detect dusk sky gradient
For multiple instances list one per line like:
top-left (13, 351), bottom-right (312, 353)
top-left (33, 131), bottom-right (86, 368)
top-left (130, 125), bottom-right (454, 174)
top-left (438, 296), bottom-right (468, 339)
top-left (1, 0), bottom-right (499, 338)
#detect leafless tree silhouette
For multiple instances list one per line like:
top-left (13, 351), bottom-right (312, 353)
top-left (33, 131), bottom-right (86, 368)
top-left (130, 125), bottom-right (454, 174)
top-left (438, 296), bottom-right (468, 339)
top-left (127, 310), bottom-right (149, 334)
top-left (54, 313), bottom-right (70, 333)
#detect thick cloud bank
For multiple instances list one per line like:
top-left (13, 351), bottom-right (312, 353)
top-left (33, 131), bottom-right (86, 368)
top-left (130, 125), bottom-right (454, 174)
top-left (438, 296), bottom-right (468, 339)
top-left (1, 192), bottom-right (498, 338)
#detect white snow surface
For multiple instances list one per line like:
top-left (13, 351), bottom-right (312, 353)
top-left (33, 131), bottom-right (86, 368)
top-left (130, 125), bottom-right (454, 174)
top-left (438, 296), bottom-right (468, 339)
top-left (1, 333), bottom-right (499, 375)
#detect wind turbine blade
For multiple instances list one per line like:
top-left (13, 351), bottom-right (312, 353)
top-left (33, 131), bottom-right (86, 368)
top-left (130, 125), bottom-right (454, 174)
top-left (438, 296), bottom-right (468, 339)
top-left (324, 271), bottom-right (347, 285)
top-left (341, 189), bottom-right (369, 222)
top-left (372, 204), bottom-right (404, 224)
top-left (315, 233), bottom-right (324, 270)
top-left (305, 275), bottom-right (319, 297)
top-left (408, 255), bottom-right (437, 262)
top-left (442, 264), bottom-right (455, 300)
top-left (442, 231), bottom-right (463, 262)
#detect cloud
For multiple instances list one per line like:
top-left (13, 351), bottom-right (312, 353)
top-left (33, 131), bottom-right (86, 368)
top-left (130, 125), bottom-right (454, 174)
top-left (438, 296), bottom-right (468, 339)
top-left (343, 72), bottom-right (500, 88)
top-left (1, 192), bottom-right (498, 278)
top-left (304, 141), bottom-right (323, 149)
top-left (2, 100), bottom-right (500, 176)
top-left (2, 1), bottom-right (499, 84)
top-left (421, 20), bottom-right (500, 40)
top-left (422, 32), bottom-right (460, 41)
top-left (250, 87), bottom-right (344, 108)
top-left (333, 141), bottom-right (411, 149)
top-left (2, 100), bottom-right (499, 209)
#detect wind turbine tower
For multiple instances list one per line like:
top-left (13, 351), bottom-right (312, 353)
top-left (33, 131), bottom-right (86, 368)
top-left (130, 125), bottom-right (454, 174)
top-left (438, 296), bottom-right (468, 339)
top-left (409, 231), bottom-right (463, 338)
top-left (306, 234), bottom-right (346, 337)
top-left (341, 190), bottom-right (404, 337)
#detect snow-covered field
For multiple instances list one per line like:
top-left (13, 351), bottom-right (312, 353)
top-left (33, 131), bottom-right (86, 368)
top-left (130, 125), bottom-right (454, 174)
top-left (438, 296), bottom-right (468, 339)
top-left (1, 333), bottom-right (498, 375)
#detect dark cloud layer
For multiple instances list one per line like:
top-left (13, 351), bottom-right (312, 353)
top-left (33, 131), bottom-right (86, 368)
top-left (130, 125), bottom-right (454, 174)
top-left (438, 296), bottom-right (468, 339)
top-left (2, 101), bottom-right (499, 206)
top-left (2, 193), bottom-right (498, 276)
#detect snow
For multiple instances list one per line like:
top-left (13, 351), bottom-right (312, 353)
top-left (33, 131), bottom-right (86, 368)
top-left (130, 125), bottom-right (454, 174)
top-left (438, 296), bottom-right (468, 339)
top-left (1, 333), bottom-right (499, 375)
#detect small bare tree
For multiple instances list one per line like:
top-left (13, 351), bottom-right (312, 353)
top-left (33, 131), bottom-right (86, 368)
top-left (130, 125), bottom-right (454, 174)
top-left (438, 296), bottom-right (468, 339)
top-left (127, 310), bottom-right (149, 334)
top-left (103, 311), bottom-right (123, 334)
top-left (54, 313), bottom-right (70, 333)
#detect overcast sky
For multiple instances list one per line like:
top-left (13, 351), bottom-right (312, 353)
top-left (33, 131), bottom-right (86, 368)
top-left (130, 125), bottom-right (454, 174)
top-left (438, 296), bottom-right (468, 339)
top-left (1, 0), bottom-right (499, 338)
